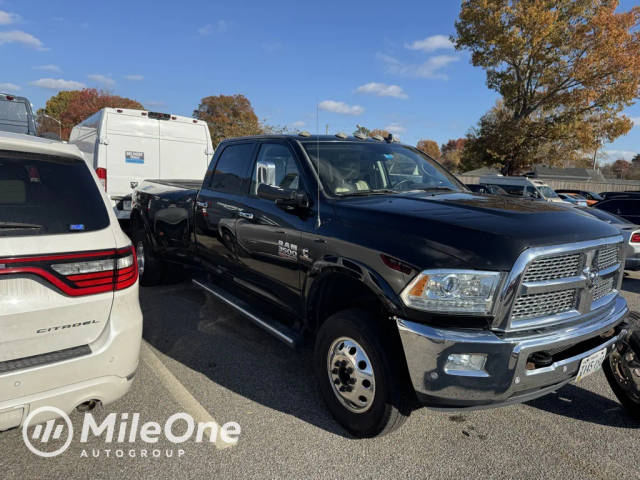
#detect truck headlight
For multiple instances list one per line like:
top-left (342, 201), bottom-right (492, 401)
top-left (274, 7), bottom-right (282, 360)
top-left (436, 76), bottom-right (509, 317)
top-left (400, 270), bottom-right (501, 314)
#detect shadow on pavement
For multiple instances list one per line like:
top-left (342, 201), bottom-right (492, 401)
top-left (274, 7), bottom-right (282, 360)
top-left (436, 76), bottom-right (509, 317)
top-left (139, 280), bottom-right (353, 438)
top-left (525, 382), bottom-right (637, 428)
top-left (622, 275), bottom-right (640, 295)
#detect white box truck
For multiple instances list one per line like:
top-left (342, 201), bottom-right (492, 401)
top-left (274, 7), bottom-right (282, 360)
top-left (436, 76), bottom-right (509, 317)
top-left (69, 108), bottom-right (214, 219)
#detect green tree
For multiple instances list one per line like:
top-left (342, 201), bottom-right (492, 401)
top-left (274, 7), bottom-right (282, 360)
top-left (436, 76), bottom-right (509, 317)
top-left (353, 125), bottom-right (371, 136)
top-left (193, 94), bottom-right (263, 147)
top-left (455, 0), bottom-right (640, 173)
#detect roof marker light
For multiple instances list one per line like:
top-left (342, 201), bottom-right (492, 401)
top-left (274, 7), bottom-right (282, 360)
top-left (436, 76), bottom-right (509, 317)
top-left (299, 131), bottom-right (311, 137)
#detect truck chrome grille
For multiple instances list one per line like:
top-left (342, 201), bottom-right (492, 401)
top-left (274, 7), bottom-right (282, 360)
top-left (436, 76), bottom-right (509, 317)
top-left (511, 289), bottom-right (576, 320)
top-left (596, 244), bottom-right (619, 270)
top-left (522, 253), bottom-right (582, 282)
top-left (499, 237), bottom-right (624, 332)
top-left (592, 276), bottom-right (614, 301)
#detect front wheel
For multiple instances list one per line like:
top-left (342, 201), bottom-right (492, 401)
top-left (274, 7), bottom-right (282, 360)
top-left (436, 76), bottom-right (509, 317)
top-left (603, 313), bottom-right (640, 421)
top-left (314, 309), bottom-right (410, 437)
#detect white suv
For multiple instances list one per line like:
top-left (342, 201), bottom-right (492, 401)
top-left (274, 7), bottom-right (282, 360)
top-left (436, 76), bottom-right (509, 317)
top-left (0, 132), bottom-right (142, 431)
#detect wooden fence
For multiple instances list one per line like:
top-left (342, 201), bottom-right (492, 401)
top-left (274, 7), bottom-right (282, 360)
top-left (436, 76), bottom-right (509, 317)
top-left (456, 175), bottom-right (640, 193)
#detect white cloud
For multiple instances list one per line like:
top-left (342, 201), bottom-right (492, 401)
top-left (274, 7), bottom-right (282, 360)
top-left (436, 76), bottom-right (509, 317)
top-left (601, 150), bottom-right (638, 162)
top-left (631, 117), bottom-right (640, 127)
top-left (198, 20), bottom-right (227, 35)
top-left (318, 100), bottom-right (364, 116)
top-left (34, 64), bottom-right (61, 72)
top-left (0, 82), bottom-right (20, 92)
top-left (355, 82), bottom-right (407, 99)
top-left (124, 74), bottom-right (144, 81)
top-left (0, 30), bottom-right (47, 50)
top-left (88, 74), bottom-right (115, 87)
top-left (291, 120), bottom-right (306, 128)
top-left (29, 78), bottom-right (86, 90)
top-left (378, 53), bottom-right (459, 80)
top-left (405, 34), bottom-right (454, 52)
top-left (0, 10), bottom-right (20, 25)
top-left (385, 123), bottom-right (406, 135)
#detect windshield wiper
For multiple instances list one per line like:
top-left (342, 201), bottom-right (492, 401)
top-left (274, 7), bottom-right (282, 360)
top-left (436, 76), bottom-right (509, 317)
top-left (337, 189), bottom-right (397, 197)
top-left (0, 222), bottom-right (43, 229)
top-left (419, 186), bottom-right (456, 192)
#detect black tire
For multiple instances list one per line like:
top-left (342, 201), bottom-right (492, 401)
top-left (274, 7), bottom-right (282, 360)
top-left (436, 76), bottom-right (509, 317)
top-left (314, 309), bottom-right (410, 437)
top-left (603, 312), bottom-right (640, 422)
top-left (132, 227), bottom-right (165, 286)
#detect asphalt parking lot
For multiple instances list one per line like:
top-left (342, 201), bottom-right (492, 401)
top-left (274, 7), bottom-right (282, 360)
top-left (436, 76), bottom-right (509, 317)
top-left (2, 273), bottom-right (640, 479)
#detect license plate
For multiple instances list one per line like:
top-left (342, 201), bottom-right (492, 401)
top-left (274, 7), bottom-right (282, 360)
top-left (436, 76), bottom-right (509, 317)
top-left (576, 348), bottom-right (607, 382)
top-left (123, 200), bottom-right (132, 210)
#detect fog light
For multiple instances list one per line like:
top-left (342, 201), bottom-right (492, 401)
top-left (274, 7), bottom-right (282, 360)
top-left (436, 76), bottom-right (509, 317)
top-left (445, 353), bottom-right (488, 376)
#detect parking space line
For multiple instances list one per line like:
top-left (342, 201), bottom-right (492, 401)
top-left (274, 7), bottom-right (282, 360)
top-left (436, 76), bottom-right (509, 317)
top-left (140, 341), bottom-right (235, 450)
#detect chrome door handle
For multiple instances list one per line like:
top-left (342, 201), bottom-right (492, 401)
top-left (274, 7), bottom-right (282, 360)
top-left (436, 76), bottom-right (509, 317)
top-left (238, 211), bottom-right (254, 220)
top-left (196, 201), bottom-right (208, 208)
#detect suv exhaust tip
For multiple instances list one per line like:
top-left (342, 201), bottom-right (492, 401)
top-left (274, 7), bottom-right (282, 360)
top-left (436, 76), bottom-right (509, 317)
top-left (76, 400), bottom-right (100, 412)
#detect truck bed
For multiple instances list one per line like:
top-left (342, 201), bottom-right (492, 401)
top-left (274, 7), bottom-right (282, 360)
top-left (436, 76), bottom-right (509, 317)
top-left (143, 179), bottom-right (203, 190)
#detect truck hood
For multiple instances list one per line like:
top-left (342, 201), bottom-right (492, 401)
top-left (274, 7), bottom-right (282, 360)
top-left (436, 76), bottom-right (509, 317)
top-left (332, 191), bottom-right (621, 271)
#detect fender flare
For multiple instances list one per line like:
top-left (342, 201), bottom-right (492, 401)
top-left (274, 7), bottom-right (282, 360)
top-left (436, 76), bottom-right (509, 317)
top-left (304, 255), bottom-right (405, 329)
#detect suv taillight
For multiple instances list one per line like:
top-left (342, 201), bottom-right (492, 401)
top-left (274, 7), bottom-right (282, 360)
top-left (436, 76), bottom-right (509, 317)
top-left (0, 246), bottom-right (138, 296)
top-left (96, 167), bottom-right (107, 191)
top-left (631, 232), bottom-right (640, 243)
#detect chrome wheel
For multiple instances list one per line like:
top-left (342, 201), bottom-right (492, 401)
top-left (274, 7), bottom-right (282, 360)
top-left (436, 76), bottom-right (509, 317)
top-left (327, 337), bottom-right (376, 413)
top-left (136, 241), bottom-right (145, 277)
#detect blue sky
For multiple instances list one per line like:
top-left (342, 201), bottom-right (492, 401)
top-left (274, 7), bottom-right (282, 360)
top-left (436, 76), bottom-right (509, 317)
top-left (1, 0), bottom-right (638, 162)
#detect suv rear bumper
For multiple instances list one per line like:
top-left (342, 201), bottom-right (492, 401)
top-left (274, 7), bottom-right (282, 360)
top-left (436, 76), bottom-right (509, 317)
top-left (396, 295), bottom-right (629, 409)
top-left (0, 285), bottom-right (142, 430)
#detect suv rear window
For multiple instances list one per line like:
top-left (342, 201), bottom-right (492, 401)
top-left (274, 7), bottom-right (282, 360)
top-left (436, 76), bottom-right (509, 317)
top-left (0, 151), bottom-right (110, 237)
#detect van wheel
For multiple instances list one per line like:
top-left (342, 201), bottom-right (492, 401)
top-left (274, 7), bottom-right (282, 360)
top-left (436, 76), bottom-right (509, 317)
top-left (314, 309), bottom-right (409, 437)
top-left (604, 313), bottom-right (640, 422)
top-left (132, 228), bottom-right (165, 286)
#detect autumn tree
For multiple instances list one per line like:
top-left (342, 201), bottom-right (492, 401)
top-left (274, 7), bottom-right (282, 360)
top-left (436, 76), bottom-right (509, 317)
top-left (41, 89), bottom-right (143, 140)
top-left (455, 0), bottom-right (640, 173)
top-left (193, 94), bottom-right (263, 147)
top-left (416, 139), bottom-right (441, 159)
top-left (440, 138), bottom-right (466, 171)
top-left (610, 159), bottom-right (632, 179)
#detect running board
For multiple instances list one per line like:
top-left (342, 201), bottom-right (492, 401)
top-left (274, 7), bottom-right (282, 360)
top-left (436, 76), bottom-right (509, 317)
top-left (192, 278), bottom-right (302, 349)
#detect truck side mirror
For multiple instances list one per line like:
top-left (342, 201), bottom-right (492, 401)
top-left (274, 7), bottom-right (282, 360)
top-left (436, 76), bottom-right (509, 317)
top-left (257, 184), bottom-right (309, 209)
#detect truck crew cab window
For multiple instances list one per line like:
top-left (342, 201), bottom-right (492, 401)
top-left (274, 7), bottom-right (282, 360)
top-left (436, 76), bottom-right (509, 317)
top-left (250, 143), bottom-right (301, 194)
top-left (209, 143), bottom-right (255, 193)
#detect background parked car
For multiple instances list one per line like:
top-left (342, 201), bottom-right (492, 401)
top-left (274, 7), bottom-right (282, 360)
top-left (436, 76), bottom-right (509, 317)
top-left (595, 197), bottom-right (640, 224)
top-left (478, 175), bottom-right (568, 203)
top-left (0, 93), bottom-right (37, 136)
top-left (557, 192), bottom-right (588, 207)
top-left (556, 189), bottom-right (603, 205)
top-left (465, 183), bottom-right (508, 195)
top-left (68, 107), bottom-right (214, 220)
top-left (599, 191), bottom-right (640, 200)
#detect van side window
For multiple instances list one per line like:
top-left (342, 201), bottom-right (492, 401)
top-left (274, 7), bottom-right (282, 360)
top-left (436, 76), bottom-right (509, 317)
top-left (250, 143), bottom-right (301, 195)
top-left (209, 143), bottom-right (255, 193)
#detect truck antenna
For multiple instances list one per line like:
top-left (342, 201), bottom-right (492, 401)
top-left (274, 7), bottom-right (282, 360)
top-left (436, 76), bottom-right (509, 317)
top-left (315, 102), bottom-right (322, 228)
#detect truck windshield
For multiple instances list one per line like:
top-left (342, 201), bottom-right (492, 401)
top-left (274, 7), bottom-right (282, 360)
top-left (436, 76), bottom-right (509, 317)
top-left (302, 142), bottom-right (462, 196)
top-left (0, 151), bottom-right (110, 237)
top-left (0, 99), bottom-right (29, 134)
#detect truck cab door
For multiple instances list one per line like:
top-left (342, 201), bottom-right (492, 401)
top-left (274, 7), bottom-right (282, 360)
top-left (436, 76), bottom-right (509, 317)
top-left (194, 142), bottom-right (257, 278)
top-left (233, 141), bottom-right (308, 316)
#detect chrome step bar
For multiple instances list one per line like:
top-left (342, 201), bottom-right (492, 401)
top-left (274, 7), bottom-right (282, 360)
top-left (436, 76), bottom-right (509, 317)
top-left (192, 278), bottom-right (301, 349)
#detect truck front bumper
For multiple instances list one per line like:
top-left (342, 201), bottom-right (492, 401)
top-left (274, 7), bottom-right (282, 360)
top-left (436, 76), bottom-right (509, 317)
top-left (396, 295), bottom-right (629, 409)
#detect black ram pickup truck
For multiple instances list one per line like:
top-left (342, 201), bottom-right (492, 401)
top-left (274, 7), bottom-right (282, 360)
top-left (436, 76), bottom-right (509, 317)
top-left (131, 134), bottom-right (640, 436)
